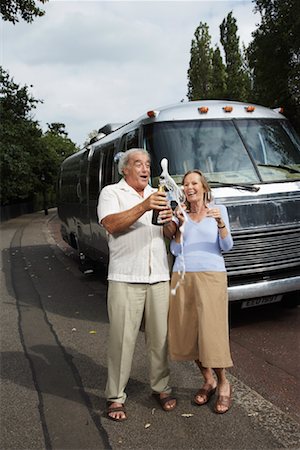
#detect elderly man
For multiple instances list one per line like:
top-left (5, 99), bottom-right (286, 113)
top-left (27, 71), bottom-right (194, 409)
top-left (97, 148), bottom-right (176, 422)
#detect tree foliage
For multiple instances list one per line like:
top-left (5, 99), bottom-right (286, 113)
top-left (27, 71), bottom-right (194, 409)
top-left (0, 67), bottom-right (42, 204)
top-left (187, 13), bottom-right (251, 102)
top-left (0, 0), bottom-right (48, 24)
top-left (211, 46), bottom-right (227, 99)
top-left (39, 124), bottom-right (78, 192)
top-left (46, 122), bottom-right (68, 137)
top-left (0, 68), bottom-right (78, 205)
top-left (248, 0), bottom-right (300, 131)
top-left (187, 23), bottom-right (213, 100)
top-left (220, 12), bottom-right (251, 101)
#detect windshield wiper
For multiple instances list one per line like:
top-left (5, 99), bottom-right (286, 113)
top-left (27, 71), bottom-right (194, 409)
top-left (209, 181), bottom-right (260, 192)
top-left (257, 163), bottom-right (300, 174)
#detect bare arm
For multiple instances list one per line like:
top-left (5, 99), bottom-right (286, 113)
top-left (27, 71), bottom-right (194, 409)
top-left (206, 207), bottom-right (229, 238)
top-left (173, 207), bottom-right (186, 243)
top-left (163, 220), bottom-right (177, 240)
top-left (101, 191), bottom-right (169, 235)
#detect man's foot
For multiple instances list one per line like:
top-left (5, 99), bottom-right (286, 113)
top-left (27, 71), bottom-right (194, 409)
top-left (193, 382), bottom-right (217, 406)
top-left (214, 383), bottom-right (232, 414)
top-left (152, 392), bottom-right (177, 411)
top-left (106, 401), bottom-right (127, 421)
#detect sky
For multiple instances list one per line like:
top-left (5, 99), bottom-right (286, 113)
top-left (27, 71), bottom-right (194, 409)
top-left (2, 0), bottom-right (260, 148)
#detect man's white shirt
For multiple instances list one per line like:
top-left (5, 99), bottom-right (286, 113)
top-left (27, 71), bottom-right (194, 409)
top-left (97, 179), bottom-right (170, 283)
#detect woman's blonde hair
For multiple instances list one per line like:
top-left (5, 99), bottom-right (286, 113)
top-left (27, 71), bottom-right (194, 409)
top-left (182, 169), bottom-right (212, 206)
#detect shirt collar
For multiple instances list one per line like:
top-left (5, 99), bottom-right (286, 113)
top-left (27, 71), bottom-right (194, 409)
top-left (118, 178), bottom-right (154, 196)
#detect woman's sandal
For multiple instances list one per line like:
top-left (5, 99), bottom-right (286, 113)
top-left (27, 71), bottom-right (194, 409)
top-left (214, 386), bottom-right (233, 414)
top-left (106, 401), bottom-right (127, 422)
top-left (193, 385), bottom-right (217, 406)
top-left (152, 393), bottom-right (177, 411)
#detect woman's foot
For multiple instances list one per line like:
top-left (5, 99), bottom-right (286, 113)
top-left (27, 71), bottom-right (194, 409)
top-left (214, 382), bottom-right (232, 414)
top-left (194, 381), bottom-right (217, 406)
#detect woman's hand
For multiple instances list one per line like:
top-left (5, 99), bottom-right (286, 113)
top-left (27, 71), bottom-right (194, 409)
top-left (144, 191), bottom-right (168, 212)
top-left (174, 204), bottom-right (186, 226)
top-left (206, 206), bottom-right (224, 226)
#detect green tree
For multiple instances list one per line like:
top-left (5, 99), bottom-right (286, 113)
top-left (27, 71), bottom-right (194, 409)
top-left (220, 11), bottom-right (251, 101)
top-left (40, 123), bottom-right (78, 187)
top-left (187, 22), bottom-right (213, 100)
top-left (1, 0), bottom-right (48, 24)
top-left (211, 46), bottom-right (227, 99)
top-left (0, 68), bottom-right (78, 207)
top-left (0, 67), bottom-right (43, 204)
top-left (46, 122), bottom-right (68, 137)
top-left (248, 0), bottom-right (300, 131)
top-left (38, 124), bottom-right (78, 212)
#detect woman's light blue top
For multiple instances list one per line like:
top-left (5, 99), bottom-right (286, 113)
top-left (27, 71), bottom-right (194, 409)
top-left (170, 204), bottom-right (233, 273)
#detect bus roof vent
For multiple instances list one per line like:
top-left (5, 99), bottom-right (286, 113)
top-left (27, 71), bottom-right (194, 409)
top-left (98, 123), bottom-right (125, 135)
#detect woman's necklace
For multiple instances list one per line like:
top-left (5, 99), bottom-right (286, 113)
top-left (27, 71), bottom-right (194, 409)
top-left (188, 203), bottom-right (207, 221)
top-left (189, 203), bottom-right (206, 214)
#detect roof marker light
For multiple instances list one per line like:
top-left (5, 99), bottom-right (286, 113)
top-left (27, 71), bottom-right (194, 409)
top-left (245, 106), bottom-right (255, 112)
top-left (147, 110), bottom-right (159, 118)
top-left (223, 106), bottom-right (233, 113)
top-left (273, 107), bottom-right (284, 114)
top-left (198, 106), bottom-right (209, 114)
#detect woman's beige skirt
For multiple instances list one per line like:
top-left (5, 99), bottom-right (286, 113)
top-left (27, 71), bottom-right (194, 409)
top-left (168, 272), bottom-right (233, 368)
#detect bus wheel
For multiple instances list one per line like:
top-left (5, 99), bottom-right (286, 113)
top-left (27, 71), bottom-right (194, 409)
top-left (78, 252), bottom-right (95, 274)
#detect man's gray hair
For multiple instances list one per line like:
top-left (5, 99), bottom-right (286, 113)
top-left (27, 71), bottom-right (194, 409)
top-left (117, 148), bottom-right (151, 175)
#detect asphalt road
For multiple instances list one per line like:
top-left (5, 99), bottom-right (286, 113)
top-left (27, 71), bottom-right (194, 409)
top-left (1, 210), bottom-right (299, 450)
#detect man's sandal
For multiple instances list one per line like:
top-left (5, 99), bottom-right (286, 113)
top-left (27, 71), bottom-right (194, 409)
top-left (106, 402), bottom-right (127, 422)
top-left (214, 386), bottom-right (233, 414)
top-left (193, 385), bottom-right (217, 406)
top-left (152, 393), bottom-right (177, 411)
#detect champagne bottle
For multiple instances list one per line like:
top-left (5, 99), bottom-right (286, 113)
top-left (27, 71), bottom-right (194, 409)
top-left (152, 182), bottom-right (165, 225)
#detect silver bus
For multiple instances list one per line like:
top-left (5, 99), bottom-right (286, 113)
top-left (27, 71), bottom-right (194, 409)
top-left (57, 100), bottom-right (300, 308)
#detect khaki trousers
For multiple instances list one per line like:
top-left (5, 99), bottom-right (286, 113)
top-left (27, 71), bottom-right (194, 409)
top-left (105, 280), bottom-right (171, 403)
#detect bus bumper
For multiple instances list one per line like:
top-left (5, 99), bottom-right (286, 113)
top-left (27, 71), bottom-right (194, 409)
top-left (228, 275), bottom-right (300, 301)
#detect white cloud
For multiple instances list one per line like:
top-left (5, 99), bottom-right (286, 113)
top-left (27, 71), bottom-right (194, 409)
top-left (2, 1), bottom-right (259, 147)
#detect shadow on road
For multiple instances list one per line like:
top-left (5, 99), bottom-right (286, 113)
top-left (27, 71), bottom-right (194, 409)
top-left (2, 243), bottom-right (109, 324)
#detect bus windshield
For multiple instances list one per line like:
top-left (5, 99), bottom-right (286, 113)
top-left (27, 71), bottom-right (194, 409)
top-left (144, 119), bottom-right (300, 184)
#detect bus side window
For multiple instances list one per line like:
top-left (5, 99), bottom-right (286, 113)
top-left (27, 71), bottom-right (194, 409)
top-left (89, 149), bottom-right (101, 202)
top-left (119, 135), bottom-right (126, 152)
top-left (126, 129), bottom-right (139, 149)
top-left (118, 129), bottom-right (140, 153)
top-left (101, 144), bottom-right (115, 188)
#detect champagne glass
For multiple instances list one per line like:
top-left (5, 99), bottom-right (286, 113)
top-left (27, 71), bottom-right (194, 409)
top-left (204, 191), bottom-right (215, 209)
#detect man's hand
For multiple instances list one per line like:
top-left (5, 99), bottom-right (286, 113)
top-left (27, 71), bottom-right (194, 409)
top-left (145, 191), bottom-right (173, 224)
top-left (143, 191), bottom-right (168, 211)
top-left (158, 205), bottom-right (173, 224)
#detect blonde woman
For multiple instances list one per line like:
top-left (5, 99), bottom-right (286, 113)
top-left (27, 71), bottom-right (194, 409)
top-left (168, 170), bottom-right (233, 414)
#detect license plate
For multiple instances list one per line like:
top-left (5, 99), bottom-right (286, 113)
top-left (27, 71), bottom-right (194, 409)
top-left (241, 295), bottom-right (283, 309)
